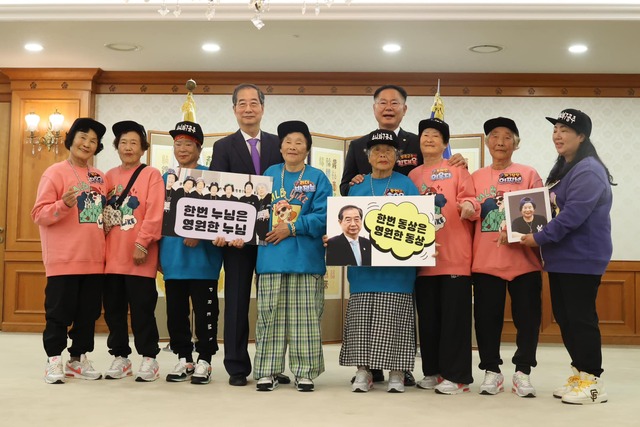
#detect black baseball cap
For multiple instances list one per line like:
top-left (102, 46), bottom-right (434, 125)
top-left (367, 129), bottom-right (398, 149)
top-left (277, 120), bottom-right (312, 147)
top-left (112, 120), bottom-right (147, 141)
top-left (484, 117), bottom-right (519, 137)
top-left (169, 121), bottom-right (204, 145)
top-left (546, 108), bottom-right (592, 138)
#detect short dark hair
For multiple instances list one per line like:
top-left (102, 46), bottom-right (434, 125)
top-left (338, 205), bottom-right (363, 221)
top-left (112, 129), bottom-right (149, 151)
top-left (224, 184), bottom-right (234, 191)
top-left (244, 181), bottom-right (254, 189)
top-left (519, 197), bottom-right (536, 210)
top-left (232, 83), bottom-right (265, 106)
top-left (373, 84), bottom-right (408, 101)
top-left (209, 182), bottom-right (219, 190)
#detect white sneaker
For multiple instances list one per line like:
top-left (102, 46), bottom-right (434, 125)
top-left (416, 374), bottom-right (443, 390)
top-left (553, 366), bottom-right (580, 398)
top-left (166, 358), bottom-right (195, 382)
top-left (352, 368), bottom-right (373, 393)
top-left (65, 354), bottom-right (102, 380)
top-left (295, 377), bottom-right (315, 392)
top-left (256, 375), bottom-right (279, 391)
top-left (105, 356), bottom-right (133, 380)
top-left (387, 370), bottom-right (405, 393)
top-left (479, 371), bottom-right (504, 395)
top-left (512, 371), bottom-right (536, 397)
top-left (135, 357), bottom-right (160, 382)
top-left (561, 372), bottom-right (608, 405)
top-left (435, 379), bottom-right (470, 395)
top-left (191, 360), bottom-right (212, 385)
top-left (44, 356), bottom-right (65, 384)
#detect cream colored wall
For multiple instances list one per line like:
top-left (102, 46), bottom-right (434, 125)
top-left (95, 94), bottom-right (635, 260)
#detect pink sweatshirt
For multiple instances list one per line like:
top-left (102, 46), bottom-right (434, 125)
top-left (471, 163), bottom-right (543, 281)
top-left (409, 160), bottom-right (480, 276)
top-left (31, 160), bottom-right (107, 277)
top-left (104, 165), bottom-right (164, 278)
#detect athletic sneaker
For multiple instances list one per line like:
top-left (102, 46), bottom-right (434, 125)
top-left (479, 371), bottom-right (504, 395)
top-left (135, 357), bottom-right (160, 382)
top-left (553, 366), bottom-right (580, 398)
top-left (561, 372), bottom-right (608, 405)
top-left (256, 375), bottom-right (279, 391)
top-left (416, 374), bottom-right (443, 390)
top-left (512, 371), bottom-right (536, 397)
top-left (191, 360), bottom-right (212, 385)
top-left (105, 356), bottom-right (133, 380)
top-left (44, 355), bottom-right (65, 384)
top-left (435, 379), bottom-right (470, 395)
top-left (166, 358), bottom-right (195, 382)
top-left (295, 377), bottom-right (315, 392)
top-left (352, 368), bottom-right (373, 393)
top-left (65, 354), bottom-right (102, 380)
top-left (387, 370), bottom-right (405, 393)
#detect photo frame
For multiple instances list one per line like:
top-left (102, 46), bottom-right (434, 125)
top-left (449, 133), bottom-right (484, 174)
top-left (504, 187), bottom-right (552, 243)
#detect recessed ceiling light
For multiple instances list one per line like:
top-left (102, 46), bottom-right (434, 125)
top-left (202, 43), bottom-right (221, 53)
top-left (568, 44), bottom-right (588, 54)
top-left (383, 44), bottom-right (401, 53)
top-left (469, 44), bottom-right (503, 54)
top-left (104, 43), bottom-right (141, 52)
top-left (25, 43), bottom-right (43, 52)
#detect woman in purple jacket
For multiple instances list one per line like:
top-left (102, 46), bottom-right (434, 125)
top-left (521, 109), bottom-right (615, 405)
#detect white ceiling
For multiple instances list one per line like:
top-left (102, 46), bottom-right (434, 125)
top-left (1, 1), bottom-right (639, 74)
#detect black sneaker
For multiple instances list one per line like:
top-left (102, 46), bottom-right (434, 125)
top-left (404, 371), bottom-right (416, 387)
top-left (276, 373), bottom-right (291, 384)
top-left (256, 375), bottom-right (279, 391)
top-left (295, 377), bottom-right (315, 392)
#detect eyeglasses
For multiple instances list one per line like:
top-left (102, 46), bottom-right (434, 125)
top-left (235, 101), bottom-right (261, 110)
top-left (375, 100), bottom-right (404, 109)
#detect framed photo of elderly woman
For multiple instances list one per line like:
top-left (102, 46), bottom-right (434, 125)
top-left (448, 134), bottom-right (485, 174)
top-left (504, 187), bottom-right (552, 243)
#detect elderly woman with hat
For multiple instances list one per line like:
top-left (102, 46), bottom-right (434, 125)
top-left (521, 109), bottom-right (614, 404)
top-left (159, 121), bottom-right (225, 385)
top-left (102, 120), bottom-right (165, 382)
top-left (247, 120), bottom-right (331, 392)
top-left (470, 117), bottom-right (544, 398)
top-left (339, 129), bottom-right (420, 394)
top-left (32, 117), bottom-right (108, 384)
top-left (408, 118), bottom-right (479, 395)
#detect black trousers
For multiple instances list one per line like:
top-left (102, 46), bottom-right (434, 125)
top-left (415, 275), bottom-right (473, 385)
top-left (473, 271), bottom-right (542, 375)
top-left (43, 274), bottom-right (103, 357)
top-left (549, 272), bottom-right (603, 377)
top-left (222, 245), bottom-right (257, 377)
top-left (103, 274), bottom-right (160, 358)
top-left (165, 279), bottom-right (219, 363)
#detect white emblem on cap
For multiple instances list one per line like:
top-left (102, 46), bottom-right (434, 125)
top-left (371, 133), bottom-right (394, 141)
top-left (176, 124), bottom-right (196, 133)
top-left (558, 112), bottom-right (576, 123)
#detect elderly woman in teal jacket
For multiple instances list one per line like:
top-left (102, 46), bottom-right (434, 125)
top-left (250, 120), bottom-right (331, 392)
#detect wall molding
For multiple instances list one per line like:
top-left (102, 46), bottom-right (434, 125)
top-left (1, 69), bottom-right (639, 98)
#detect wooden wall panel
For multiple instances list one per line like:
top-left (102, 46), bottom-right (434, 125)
top-left (3, 260), bottom-right (46, 331)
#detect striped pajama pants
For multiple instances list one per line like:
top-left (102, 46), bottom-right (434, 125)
top-left (253, 273), bottom-right (325, 380)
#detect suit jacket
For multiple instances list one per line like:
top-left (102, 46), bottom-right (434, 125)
top-left (326, 233), bottom-right (371, 266)
top-left (339, 128), bottom-right (422, 196)
top-left (209, 129), bottom-right (283, 175)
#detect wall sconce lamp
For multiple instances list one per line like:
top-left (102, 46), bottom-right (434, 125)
top-left (25, 110), bottom-right (65, 155)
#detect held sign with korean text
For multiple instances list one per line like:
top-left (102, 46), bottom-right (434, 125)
top-left (162, 168), bottom-right (273, 245)
top-left (325, 196), bottom-right (437, 267)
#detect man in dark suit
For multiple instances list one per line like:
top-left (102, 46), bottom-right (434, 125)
top-left (339, 84), bottom-right (423, 197)
top-left (209, 83), bottom-right (285, 386)
top-left (326, 205), bottom-right (371, 266)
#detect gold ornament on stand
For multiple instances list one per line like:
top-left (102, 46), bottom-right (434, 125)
top-left (181, 79), bottom-right (197, 122)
